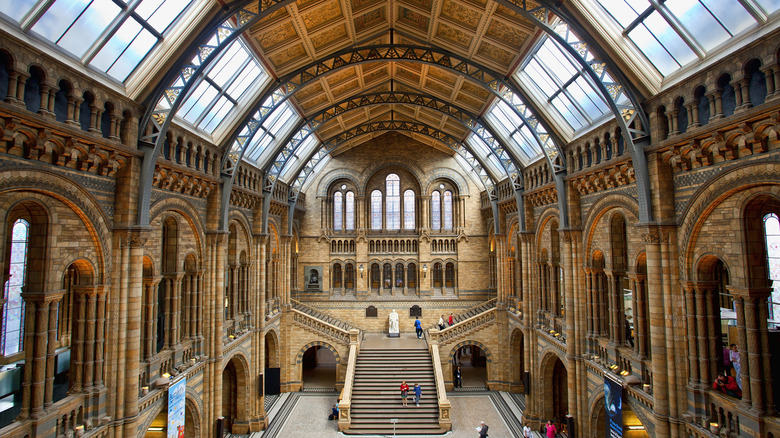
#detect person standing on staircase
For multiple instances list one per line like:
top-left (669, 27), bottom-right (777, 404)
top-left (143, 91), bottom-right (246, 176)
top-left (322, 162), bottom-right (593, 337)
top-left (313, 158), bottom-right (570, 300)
top-left (448, 313), bottom-right (454, 326)
top-left (400, 380), bottom-right (409, 407)
top-left (413, 383), bottom-right (422, 406)
top-left (414, 317), bottom-right (423, 338)
top-left (438, 315), bottom-right (446, 330)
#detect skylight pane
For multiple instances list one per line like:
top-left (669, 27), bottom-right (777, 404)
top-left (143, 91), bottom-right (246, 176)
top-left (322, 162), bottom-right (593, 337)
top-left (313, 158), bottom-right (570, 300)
top-left (665, 1), bottom-right (731, 51)
top-left (627, 24), bottom-right (680, 75)
top-left (198, 96), bottom-right (233, 132)
top-left (209, 42), bottom-right (246, 88)
top-left (32, 0), bottom-right (92, 43)
top-left (526, 60), bottom-right (558, 97)
top-left (136, 0), bottom-right (191, 34)
top-left (55, 0), bottom-right (122, 57)
top-left (756, 0), bottom-right (780, 12)
top-left (226, 63), bottom-right (261, 97)
top-left (553, 95), bottom-right (585, 129)
top-left (106, 29), bottom-right (157, 81)
top-left (569, 77), bottom-right (609, 116)
top-left (539, 40), bottom-right (578, 79)
top-left (1, 0), bottom-right (37, 21)
top-left (181, 82), bottom-right (218, 123)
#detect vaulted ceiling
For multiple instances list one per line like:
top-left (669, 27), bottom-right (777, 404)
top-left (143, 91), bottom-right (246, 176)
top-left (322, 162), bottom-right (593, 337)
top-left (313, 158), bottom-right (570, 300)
top-left (242, 0), bottom-right (543, 163)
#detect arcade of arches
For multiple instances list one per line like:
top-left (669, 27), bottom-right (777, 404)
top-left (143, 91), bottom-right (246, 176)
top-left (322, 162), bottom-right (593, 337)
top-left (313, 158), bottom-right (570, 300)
top-left (0, 1), bottom-right (780, 437)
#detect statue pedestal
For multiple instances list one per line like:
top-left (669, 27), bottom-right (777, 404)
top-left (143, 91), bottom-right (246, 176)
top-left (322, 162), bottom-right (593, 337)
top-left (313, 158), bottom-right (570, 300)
top-left (388, 330), bottom-right (399, 338)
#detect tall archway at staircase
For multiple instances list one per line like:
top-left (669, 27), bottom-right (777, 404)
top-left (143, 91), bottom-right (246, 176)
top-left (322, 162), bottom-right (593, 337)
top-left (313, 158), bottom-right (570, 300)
top-left (453, 344), bottom-right (488, 389)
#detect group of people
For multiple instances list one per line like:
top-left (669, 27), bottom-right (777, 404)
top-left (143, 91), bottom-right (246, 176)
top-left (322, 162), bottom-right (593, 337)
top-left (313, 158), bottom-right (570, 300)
top-left (399, 381), bottom-right (423, 407)
top-left (438, 313), bottom-right (454, 330)
top-left (714, 343), bottom-right (742, 398)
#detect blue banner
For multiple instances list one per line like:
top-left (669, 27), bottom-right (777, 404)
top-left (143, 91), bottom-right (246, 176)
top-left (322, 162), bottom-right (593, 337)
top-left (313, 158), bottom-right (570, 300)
top-left (168, 377), bottom-right (186, 438)
top-left (604, 375), bottom-right (623, 438)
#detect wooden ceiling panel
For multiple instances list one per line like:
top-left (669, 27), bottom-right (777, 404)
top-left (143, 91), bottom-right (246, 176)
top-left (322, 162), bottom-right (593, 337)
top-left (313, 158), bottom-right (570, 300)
top-left (439, 0), bottom-right (482, 31)
top-left (302, 1), bottom-right (345, 33)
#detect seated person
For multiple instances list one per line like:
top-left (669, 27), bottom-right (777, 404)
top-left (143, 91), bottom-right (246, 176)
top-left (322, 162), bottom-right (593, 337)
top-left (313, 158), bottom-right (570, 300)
top-left (713, 372), bottom-right (741, 398)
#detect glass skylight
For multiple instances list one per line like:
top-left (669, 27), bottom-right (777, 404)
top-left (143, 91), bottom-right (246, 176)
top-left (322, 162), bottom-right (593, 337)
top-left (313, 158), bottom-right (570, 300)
top-left (1, 0), bottom-right (194, 82)
top-left (521, 37), bottom-right (610, 131)
top-left (485, 100), bottom-right (542, 165)
top-left (280, 136), bottom-right (320, 182)
top-left (596, 0), bottom-right (772, 76)
top-left (177, 39), bottom-right (265, 134)
top-left (242, 101), bottom-right (300, 164)
top-left (465, 134), bottom-right (508, 180)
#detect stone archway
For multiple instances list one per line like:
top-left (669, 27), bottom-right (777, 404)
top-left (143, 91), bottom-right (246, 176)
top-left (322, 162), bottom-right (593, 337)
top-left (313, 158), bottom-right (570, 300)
top-left (449, 341), bottom-right (491, 389)
top-left (540, 353), bottom-right (568, 430)
top-left (222, 354), bottom-right (250, 434)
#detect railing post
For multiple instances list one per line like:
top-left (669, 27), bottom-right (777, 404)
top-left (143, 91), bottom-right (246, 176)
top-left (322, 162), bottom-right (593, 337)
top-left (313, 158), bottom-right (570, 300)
top-left (429, 329), bottom-right (452, 432)
top-left (338, 329), bottom-right (360, 432)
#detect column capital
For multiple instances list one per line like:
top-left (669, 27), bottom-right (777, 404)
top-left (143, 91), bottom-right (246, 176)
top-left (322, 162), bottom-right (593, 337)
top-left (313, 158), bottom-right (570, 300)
top-left (727, 285), bottom-right (773, 300)
top-left (21, 289), bottom-right (66, 303)
top-left (73, 284), bottom-right (107, 296)
top-left (115, 227), bottom-right (151, 248)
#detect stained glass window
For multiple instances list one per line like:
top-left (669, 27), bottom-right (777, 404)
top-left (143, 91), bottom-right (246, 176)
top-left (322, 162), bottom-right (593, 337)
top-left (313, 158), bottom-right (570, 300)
top-left (432, 191), bottom-right (441, 230)
top-left (371, 190), bottom-right (382, 230)
top-left (333, 192), bottom-right (343, 231)
top-left (346, 191), bottom-right (355, 231)
top-left (404, 190), bottom-right (415, 230)
top-left (443, 191), bottom-right (453, 231)
top-left (595, 0), bottom-right (766, 76)
top-left (764, 213), bottom-right (780, 322)
top-left (386, 174), bottom-right (400, 230)
top-left (1, 0), bottom-right (196, 82)
top-left (3, 219), bottom-right (29, 356)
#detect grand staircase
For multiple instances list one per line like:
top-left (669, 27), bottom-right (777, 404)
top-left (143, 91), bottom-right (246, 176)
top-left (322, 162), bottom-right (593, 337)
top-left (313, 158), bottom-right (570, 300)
top-left (346, 342), bottom-right (442, 435)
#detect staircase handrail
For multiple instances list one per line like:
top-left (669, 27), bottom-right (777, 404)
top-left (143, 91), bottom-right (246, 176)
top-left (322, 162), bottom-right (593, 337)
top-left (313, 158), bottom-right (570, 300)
top-left (290, 308), bottom-right (354, 345)
top-left (428, 298), bottom-right (497, 329)
top-left (432, 306), bottom-right (498, 345)
top-left (291, 299), bottom-right (361, 333)
top-left (337, 330), bottom-right (361, 432)
top-left (428, 329), bottom-right (452, 431)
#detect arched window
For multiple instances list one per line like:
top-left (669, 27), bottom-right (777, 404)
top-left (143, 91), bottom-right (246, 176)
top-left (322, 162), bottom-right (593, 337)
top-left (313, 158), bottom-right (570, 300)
top-left (386, 174), bottom-right (400, 230)
top-left (432, 191), bottom-right (441, 230)
top-left (765, 213), bottom-right (780, 322)
top-left (383, 264), bottom-right (392, 289)
top-left (333, 264), bottom-right (342, 288)
top-left (404, 190), bottom-right (415, 230)
top-left (3, 219), bottom-right (29, 356)
top-left (371, 190), bottom-right (382, 230)
top-left (333, 192), bottom-right (343, 231)
top-left (433, 263), bottom-right (443, 288)
top-left (346, 191), bottom-right (355, 230)
top-left (408, 263), bottom-right (417, 288)
top-left (443, 191), bottom-right (453, 230)
top-left (395, 263), bottom-right (404, 288)
top-left (371, 264), bottom-right (380, 289)
top-left (445, 263), bottom-right (455, 288)
top-left (345, 264), bottom-right (354, 289)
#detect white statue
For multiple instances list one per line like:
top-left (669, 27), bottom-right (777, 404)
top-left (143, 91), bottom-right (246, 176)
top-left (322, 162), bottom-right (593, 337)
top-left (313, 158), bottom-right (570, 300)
top-left (388, 309), bottom-right (400, 337)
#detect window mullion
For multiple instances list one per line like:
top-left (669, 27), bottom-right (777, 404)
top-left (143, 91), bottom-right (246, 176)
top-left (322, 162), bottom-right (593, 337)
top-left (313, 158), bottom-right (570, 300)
top-left (193, 80), bottom-right (227, 125)
top-left (19, 0), bottom-right (55, 32)
top-left (623, 4), bottom-right (655, 34)
top-left (736, 0), bottom-right (768, 23)
top-left (651, 0), bottom-right (707, 58)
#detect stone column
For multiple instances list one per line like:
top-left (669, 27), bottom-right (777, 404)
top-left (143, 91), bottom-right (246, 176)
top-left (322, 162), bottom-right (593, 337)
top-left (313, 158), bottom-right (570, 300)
top-left (44, 295), bottom-right (60, 409)
top-left (682, 282), bottom-right (698, 388)
top-left (5, 68), bottom-right (28, 106)
top-left (636, 275), bottom-right (648, 359)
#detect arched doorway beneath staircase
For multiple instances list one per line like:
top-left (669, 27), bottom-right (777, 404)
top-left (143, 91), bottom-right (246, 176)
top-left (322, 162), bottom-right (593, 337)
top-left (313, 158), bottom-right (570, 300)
top-left (453, 344), bottom-right (487, 388)
top-left (301, 345), bottom-right (337, 390)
